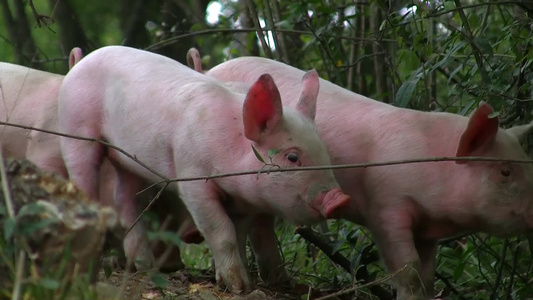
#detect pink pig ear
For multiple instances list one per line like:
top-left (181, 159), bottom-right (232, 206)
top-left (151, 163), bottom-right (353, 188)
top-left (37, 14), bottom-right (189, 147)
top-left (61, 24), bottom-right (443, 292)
top-left (243, 73), bottom-right (282, 142)
top-left (69, 47), bottom-right (83, 70)
top-left (455, 102), bottom-right (499, 163)
top-left (296, 69), bottom-right (319, 121)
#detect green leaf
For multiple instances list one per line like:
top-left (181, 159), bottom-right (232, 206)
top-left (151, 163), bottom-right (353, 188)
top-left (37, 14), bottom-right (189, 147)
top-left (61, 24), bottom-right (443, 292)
top-left (17, 202), bottom-right (60, 220)
top-left (150, 273), bottom-right (168, 289)
top-left (396, 49), bottom-right (420, 81)
top-left (488, 111), bottom-right (500, 119)
top-left (4, 218), bottom-right (15, 239)
top-left (430, 41), bottom-right (467, 73)
top-left (268, 149), bottom-right (281, 158)
top-left (459, 100), bottom-right (476, 116)
top-left (190, 23), bottom-right (203, 32)
top-left (251, 145), bottom-right (265, 163)
top-left (444, 1), bottom-right (455, 10)
top-left (447, 65), bottom-right (463, 85)
top-left (147, 231), bottom-right (181, 246)
top-left (453, 259), bottom-right (466, 280)
top-left (38, 278), bottom-right (61, 290)
top-left (104, 263), bottom-right (113, 278)
top-left (18, 219), bottom-right (57, 236)
top-left (331, 240), bottom-right (344, 255)
top-left (396, 79), bottom-right (419, 108)
top-left (474, 38), bottom-right (493, 58)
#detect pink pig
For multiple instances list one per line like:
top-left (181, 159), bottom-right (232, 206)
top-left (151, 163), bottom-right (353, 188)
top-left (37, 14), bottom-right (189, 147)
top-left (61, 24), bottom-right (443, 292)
top-left (0, 48), bottom-right (83, 176)
top-left (57, 46), bottom-right (350, 293)
top-left (0, 49), bottom-right (199, 272)
top-left (205, 56), bottom-right (533, 299)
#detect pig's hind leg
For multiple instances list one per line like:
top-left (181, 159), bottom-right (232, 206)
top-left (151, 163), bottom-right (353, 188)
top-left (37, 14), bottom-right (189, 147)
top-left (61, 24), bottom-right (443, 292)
top-left (58, 81), bottom-right (105, 201)
top-left (248, 214), bottom-right (291, 286)
top-left (113, 165), bottom-right (156, 270)
top-left (59, 127), bottom-right (105, 201)
top-left (415, 239), bottom-right (438, 298)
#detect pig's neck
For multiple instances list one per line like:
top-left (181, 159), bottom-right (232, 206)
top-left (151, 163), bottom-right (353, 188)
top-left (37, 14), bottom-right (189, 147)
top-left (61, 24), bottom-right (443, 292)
top-left (210, 139), bottom-right (280, 214)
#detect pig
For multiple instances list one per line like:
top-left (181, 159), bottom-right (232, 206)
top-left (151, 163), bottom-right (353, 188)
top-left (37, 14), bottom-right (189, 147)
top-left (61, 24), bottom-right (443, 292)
top-left (0, 50), bottom-right (199, 272)
top-left (57, 45), bottom-right (350, 293)
top-left (205, 56), bottom-right (533, 299)
top-left (0, 49), bottom-right (82, 176)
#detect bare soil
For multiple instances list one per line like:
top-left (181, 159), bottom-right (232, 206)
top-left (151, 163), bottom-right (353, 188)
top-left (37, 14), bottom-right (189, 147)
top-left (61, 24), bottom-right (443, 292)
top-left (95, 269), bottom-right (346, 300)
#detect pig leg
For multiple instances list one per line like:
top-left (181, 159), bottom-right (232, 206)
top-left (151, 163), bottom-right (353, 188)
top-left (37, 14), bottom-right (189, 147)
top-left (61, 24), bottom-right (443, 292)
top-left (248, 214), bottom-right (291, 285)
top-left (113, 166), bottom-right (155, 270)
top-left (60, 138), bottom-right (104, 201)
top-left (59, 89), bottom-right (104, 201)
top-left (178, 180), bottom-right (251, 293)
top-left (415, 239), bottom-right (438, 298)
top-left (370, 208), bottom-right (427, 300)
top-left (232, 214), bottom-right (254, 276)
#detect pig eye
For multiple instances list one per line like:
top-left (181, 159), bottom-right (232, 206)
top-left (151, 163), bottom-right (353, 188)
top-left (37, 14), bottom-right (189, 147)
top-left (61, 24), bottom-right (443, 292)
top-left (500, 168), bottom-right (511, 177)
top-left (286, 153), bottom-right (299, 164)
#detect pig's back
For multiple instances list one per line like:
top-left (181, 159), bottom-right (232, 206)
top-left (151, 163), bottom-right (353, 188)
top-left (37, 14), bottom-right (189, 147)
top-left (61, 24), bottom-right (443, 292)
top-left (62, 46), bottom-right (244, 180)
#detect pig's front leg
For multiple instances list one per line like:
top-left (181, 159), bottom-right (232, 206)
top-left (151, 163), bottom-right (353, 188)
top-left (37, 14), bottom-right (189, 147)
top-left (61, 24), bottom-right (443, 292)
top-left (370, 206), bottom-right (428, 300)
top-left (179, 181), bottom-right (251, 293)
top-left (113, 166), bottom-right (155, 270)
top-left (248, 214), bottom-right (291, 285)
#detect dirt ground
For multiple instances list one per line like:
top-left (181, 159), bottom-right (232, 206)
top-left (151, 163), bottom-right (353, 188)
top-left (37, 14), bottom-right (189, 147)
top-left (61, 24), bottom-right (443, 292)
top-left (95, 269), bottom-right (351, 300)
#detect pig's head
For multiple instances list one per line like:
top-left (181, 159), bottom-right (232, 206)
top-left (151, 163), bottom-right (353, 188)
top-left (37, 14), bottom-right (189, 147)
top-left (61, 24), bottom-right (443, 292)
top-left (242, 72), bottom-right (350, 225)
top-left (454, 102), bottom-right (533, 235)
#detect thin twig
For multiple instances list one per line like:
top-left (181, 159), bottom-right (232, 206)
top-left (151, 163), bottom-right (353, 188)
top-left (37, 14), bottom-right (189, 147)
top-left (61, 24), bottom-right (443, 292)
top-left (491, 238), bottom-right (509, 300)
top-left (246, 0), bottom-right (272, 58)
top-left (0, 145), bottom-right (14, 218)
top-left (11, 250), bottom-right (25, 300)
top-left (314, 266), bottom-right (404, 300)
top-left (453, 0), bottom-right (489, 81)
top-left (125, 182), bottom-right (170, 237)
top-left (3, 121), bottom-right (533, 186)
top-left (263, 0), bottom-right (281, 61)
top-left (144, 28), bottom-right (393, 51)
top-left (28, 0), bottom-right (54, 29)
top-left (0, 121), bottom-right (168, 181)
top-left (0, 145), bottom-right (22, 300)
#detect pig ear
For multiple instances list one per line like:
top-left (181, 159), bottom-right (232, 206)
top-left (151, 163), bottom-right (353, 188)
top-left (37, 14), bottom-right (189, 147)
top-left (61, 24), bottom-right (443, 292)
top-left (69, 47), bottom-right (83, 70)
top-left (455, 102), bottom-right (499, 163)
top-left (243, 73), bottom-right (282, 142)
top-left (507, 122), bottom-right (533, 144)
top-left (296, 69), bottom-right (319, 122)
top-left (186, 48), bottom-right (203, 73)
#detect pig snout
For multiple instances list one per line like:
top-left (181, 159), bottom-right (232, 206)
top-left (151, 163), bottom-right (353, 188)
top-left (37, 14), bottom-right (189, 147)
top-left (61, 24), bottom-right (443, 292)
top-left (313, 188), bottom-right (351, 219)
